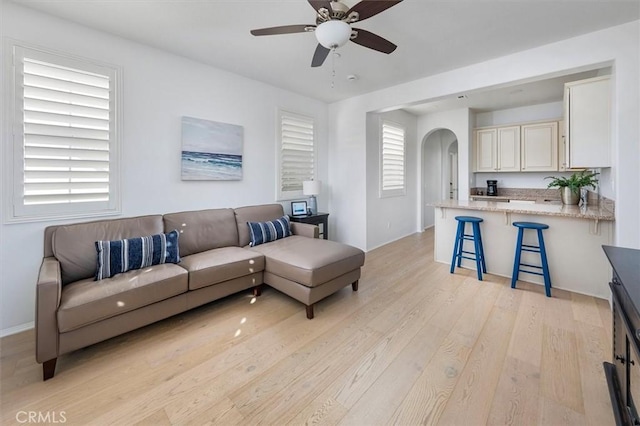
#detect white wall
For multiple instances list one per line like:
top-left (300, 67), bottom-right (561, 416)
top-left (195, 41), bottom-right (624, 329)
top-left (475, 101), bottom-right (563, 127)
top-left (472, 172), bottom-right (574, 190)
top-left (0, 3), bottom-right (328, 334)
top-left (327, 98), bottom-right (367, 249)
top-left (365, 110), bottom-right (417, 250)
top-left (329, 20), bottom-right (639, 252)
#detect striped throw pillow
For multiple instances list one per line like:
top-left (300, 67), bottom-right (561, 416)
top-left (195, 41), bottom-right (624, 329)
top-left (95, 230), bottom-right (180, 280)
top-left (248, 215), bottom-right (292, 247)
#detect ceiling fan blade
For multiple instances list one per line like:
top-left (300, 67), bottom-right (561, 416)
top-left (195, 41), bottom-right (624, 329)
top-left (308, 0), bottom-right (333, 15)
top-left (347, 0), bottom-right (403, 22)
top-left (250, 24), bottom-right (314, 36)
top-left (351, 28), bottom-right (397, 54)
top-left (311, 44), bottom-right (331, 67)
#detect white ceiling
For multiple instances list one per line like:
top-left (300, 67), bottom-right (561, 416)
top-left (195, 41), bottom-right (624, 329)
top-left (10, 0), bottom-right (640, 109)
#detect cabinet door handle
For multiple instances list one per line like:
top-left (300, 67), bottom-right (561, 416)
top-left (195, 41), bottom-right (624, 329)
top-left (616, 354), bottom-right (626, 364)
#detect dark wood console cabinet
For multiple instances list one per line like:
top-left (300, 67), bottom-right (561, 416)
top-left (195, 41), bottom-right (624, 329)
top-left (603, 245), bottom-right (640, 426)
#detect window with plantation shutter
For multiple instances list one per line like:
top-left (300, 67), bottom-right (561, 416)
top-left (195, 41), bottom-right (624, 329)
top-left (380, 121), bottom-right (406, 197)
top-left (6, 45), bottom-right (120, 221)
top-left (277, 110), bottom-right (315, 200)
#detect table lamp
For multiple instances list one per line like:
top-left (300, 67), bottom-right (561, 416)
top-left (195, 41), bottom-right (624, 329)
top-left (303, 180), bottom-right (321, 215)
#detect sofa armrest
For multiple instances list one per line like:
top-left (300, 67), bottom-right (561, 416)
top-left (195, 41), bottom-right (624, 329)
top-left (290, 222), bottom-right (319, 239)
top-left (36, 257), bottom-right (61, 363)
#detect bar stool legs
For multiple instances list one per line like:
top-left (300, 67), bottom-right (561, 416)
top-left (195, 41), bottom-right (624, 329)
top-left (511, 222), bottom-right (552, 297)
top-left (450, 216), bottom-right (486, 281)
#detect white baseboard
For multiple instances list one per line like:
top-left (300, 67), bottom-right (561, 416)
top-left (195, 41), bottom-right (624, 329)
top-left (1, 321), bottom-right (34, 338)
top-left (366, 231), bottom-right (420, 252)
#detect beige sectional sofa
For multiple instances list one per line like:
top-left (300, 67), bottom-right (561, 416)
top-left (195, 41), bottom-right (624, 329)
top-left (36, 204), bottom-right (364, 380)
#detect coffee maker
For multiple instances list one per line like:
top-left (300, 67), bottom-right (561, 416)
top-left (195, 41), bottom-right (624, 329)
top-left (486, 180), bottom-right (498, 196)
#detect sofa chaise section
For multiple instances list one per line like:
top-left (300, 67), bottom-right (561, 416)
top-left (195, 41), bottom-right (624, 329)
top-left (234, 204), bottom-right (365, 319)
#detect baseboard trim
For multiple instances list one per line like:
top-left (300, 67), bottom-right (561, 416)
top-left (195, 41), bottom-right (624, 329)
top-left (1, 321), bottom-right (34, 338)
top-left (366, 231), bottom-right (422, 252)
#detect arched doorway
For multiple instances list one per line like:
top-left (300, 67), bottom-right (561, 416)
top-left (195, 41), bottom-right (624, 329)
top-left (421, 128), bottom-right (458, 230)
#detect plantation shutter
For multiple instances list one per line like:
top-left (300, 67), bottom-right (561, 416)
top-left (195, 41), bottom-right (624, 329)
top-left (381, 122), bottom-right (405, 194)
top-left (12, 47), bottom-right (119, 219)
top-left (280, 111), bottom-right (315, 195)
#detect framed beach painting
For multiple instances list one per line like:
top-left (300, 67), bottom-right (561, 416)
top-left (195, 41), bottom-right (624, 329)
top-left (181, 116), bottom-right (243, 180)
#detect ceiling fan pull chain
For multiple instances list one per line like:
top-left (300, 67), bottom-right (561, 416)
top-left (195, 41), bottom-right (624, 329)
top-left (331, 48), bottom-right (336, 89)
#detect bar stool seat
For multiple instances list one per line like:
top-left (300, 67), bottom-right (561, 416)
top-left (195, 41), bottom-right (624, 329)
top-left (450, 216), bottom-right (486, 281)
top-left (511, 221), bottom-right (552, 297)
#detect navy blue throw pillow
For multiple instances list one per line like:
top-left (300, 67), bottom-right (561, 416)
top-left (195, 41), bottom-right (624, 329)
top-left (248, 215), bottom-right (292, 247)
top-left (95, 230), bottom-right (180, 280)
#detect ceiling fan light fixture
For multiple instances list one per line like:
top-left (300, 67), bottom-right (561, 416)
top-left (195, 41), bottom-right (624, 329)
top-left (315, 20), bottom-right (351, 49)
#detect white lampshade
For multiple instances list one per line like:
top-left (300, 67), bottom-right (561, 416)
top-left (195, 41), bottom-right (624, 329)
top-left (303, 180), bottom-right (322, 196)
top-left (315, 20), bottom-right (351, 49)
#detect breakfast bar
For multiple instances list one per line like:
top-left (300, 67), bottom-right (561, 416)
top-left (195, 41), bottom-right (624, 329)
top-left (432, 199), bottom-right (615, 299)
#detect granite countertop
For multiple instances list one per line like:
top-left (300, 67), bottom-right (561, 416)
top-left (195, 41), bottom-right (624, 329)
top-left (432, 199), bottom-right (615, 221)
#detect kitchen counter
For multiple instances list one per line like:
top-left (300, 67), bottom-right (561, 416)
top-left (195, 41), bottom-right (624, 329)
top-left (433, 199), bottom-right (615, 221)
top-left (432, 200), bottom-right (614, 298)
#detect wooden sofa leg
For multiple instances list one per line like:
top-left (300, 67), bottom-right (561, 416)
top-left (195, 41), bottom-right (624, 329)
top-left (43, 358), bottom-right (57, 381)
top-left (253, 285), bottom-right (262, 297)
top-left (306, 304), bottom-right (314, 320)
top-left (352, 280), bottom-right (359, 291)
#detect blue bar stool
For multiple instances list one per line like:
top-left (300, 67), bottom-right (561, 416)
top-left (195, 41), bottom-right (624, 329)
top-left (511, 222), bottom-right (552, 297)
top-left (450, 216), bottom-right (486, 281)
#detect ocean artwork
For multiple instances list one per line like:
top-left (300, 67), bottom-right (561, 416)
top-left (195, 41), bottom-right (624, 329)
top-left (181, 117), bottom-right (243, 181)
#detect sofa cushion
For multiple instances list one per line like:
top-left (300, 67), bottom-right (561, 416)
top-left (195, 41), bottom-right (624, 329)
top-left (57, 263), bottom-right (188, 332)
top-left (52, 215), bottom-right (164, 285)
top-left (249, 236), bottom-right (365, 287)
top-left (248, 215), bottom-right (291, 247)
top-left (235, 204), bottom-right (285, 247)
top-left (95, 230), bottom-right (180, 280)
top-left (163, 208), bottom-right (239, 256)
top-left (179, 247), bottom-right (265, 290)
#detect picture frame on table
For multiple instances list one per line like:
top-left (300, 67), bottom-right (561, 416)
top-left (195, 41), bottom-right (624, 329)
top-left (291, 201), bottom-right (308, 217)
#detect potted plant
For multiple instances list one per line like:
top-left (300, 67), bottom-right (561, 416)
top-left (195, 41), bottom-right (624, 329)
top-left (545, 170), bottom-right (599, 205)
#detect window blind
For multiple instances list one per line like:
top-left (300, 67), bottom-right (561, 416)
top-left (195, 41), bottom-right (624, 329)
top-left (280, 112), bottom-right (315, 194)
top-left (21, 56), bottom-right (111, 206)
top-left (7, 46), bottom-right (120, 221)
top-left (381, 122), bottom-right (405, 193)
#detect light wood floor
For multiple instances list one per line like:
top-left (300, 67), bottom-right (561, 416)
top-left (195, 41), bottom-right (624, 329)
top-left (0, 228), bottom-right (614, 425)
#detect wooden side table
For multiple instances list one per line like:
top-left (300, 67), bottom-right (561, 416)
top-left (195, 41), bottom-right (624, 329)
top-left (290, 213), bottom-right (329, 240)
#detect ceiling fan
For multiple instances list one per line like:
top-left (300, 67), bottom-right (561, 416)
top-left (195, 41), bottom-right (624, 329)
top-left (250, 0), bottom-right (403, 67)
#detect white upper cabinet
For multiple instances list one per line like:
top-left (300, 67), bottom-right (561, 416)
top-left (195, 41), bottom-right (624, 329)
top-left (521, 122), bottom-right (558, 172)
top-left (564, 76), bottom-right (611, 168)
top-left (558, 119), bottom-right (585, 171)
top-left (475, 129), bottom-right (497, 172)
top-left (474, 126), bottom-right (520, 172)
top-left (497, 126), bottom-right (521, 171)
